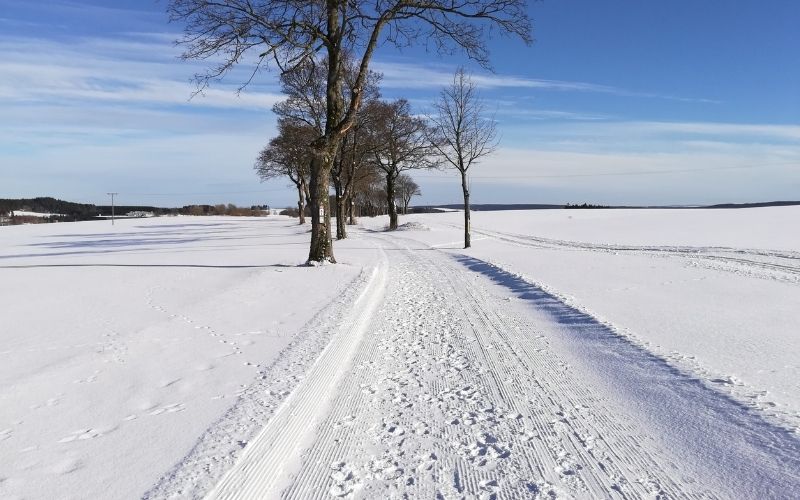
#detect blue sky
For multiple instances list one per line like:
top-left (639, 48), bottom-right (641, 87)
top-left (1, 0), bottom-right (798, 207)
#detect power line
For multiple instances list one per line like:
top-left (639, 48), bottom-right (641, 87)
top-left (106, 192), bottom-right (118, 225)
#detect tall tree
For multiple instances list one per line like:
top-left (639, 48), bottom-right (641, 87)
top-left (369, 99), bottom-right (435, 230)
top-left (331, 62), bottom-right (382, 239)
top-left (169, 0), bottom-right (531, 263)
top-left (269, 57), bottom-right (378, 238)
top-left (395, 174), bottom-right (421, 215)
top-left (429, 68), bottom-right (497, 248)
top-left (255, 119), bottom-right (316, 223)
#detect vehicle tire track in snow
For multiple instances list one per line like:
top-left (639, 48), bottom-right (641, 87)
top-left (205, 246), bottom-right (389, 500)
top-left (273, 237), bottom-right (719, 499)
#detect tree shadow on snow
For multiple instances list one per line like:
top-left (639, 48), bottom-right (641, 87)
top-left (453, 254), bottom-right (800, 496)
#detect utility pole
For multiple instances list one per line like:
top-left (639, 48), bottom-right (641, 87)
top-left (107, 192), bottom-right (118, 225)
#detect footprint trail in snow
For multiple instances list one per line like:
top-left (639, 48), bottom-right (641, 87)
top-left (208, 238), bottom-right (794, 499)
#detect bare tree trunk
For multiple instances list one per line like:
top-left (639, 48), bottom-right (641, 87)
top-left (348, 198), bottom-right (357, 225)
top-left (461, 171), bottom-right (471, 248)
top-left (296, 182), bottom-right (306, 224)
top-left (333, 178), bottom-right (347, 240)
top-left (386, 172), bottom-right (399, 230)
top-left (308, 154), bottom-right (335, 263)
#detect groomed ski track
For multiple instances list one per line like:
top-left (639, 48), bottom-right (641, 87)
top-left (204, 230), bottom-right (799, 499)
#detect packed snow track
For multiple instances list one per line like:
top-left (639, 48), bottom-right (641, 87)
top-left (201, 232), bottom-right (800, 499)
top-left (3, 214), bottom-right (798, 499)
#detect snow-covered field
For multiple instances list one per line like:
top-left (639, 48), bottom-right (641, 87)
top-left (1, 208), bottom-right (798, 499)
top-left (9, 211), bottom-right (64, 218)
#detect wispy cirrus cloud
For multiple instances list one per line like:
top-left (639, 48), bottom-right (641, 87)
top-left (628, 121), bottom-right (800, 141)
top-left (373, 61), bottom-right (720, 103)
top-left (0, 34), bottom-right (281, 111)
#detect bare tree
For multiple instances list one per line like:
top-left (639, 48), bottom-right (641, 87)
top-left (429, 68), bottom-right (498, 248)
top-left (169, 0), bottom-right (531, 263)
top-left (369, 99), bottom-right (435, 230)
top-left (272, 59), bottom-right (326, 135)
top-left (349, 168), bottom-right (383, 221)
top-left (395, 174), bottom-right (421, 214)
top-left (270, 56), bottom-right (378, 238)
top-left (331, 62), bottom-right (382, 239)
top-left (255, 118), bottom-right (316, 223)
top-left (355, 177), bottom-right (389, 217)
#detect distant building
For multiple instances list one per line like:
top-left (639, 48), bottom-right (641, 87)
top-left (126, 211), bottom-right (155, 218)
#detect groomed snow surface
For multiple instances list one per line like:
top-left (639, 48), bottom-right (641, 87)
top-left (1, 208), bottom-right (798, 499)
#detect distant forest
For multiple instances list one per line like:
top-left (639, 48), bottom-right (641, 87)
top-left (0, 197), bottom-right (98, 221)
top-left (0, 198), bottom-right (271, 225)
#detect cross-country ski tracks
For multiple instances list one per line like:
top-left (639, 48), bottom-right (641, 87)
top-left (143, 253), bottom-right (388, 499)
top-left (205, 246), bottom-right (390, 499)
top-left (463, 225), bottom-right (800, 285)
top-left (451, 254), bottom-right (800, 498)
top-left (268, 238), bottom-right (733, 499)
top-left (167, 233), bottom-right (799, 499)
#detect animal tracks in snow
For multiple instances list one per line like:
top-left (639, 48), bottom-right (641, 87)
top-left (58, 428), bottom-right (108, 443)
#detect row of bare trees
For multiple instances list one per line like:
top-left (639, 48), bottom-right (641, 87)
top-left (169, 0), bottom-right (531, 262)
top-left (256, 62), bottom-right (498, 248)
top-left (254, 59), bottom-right (434, 234)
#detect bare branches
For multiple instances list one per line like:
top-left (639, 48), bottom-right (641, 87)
top-left (169, 0), bottom-right (531, 260)
top-left (367, 98), bottom-right (437, 229)
top-left (169, 0), bottom-right (531, 97)
top-left (369, 99), bottom-right (438, 177)
top-left (395, 173), bottom-right (421, 214)
top-left (428, 67), bottom-right (497, 247)
top-left (254, 118), bottom-right (316, 187)
top-left (272, 58), bottom-right (327, 132)
top-left (169, 0), bottom-right (328, 90)
top-left (429, 67), bottom-right (498, 174)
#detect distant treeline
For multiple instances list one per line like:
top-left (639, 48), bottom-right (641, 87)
top-left (0, 198), bottom-right (270, 225)
top-left (0, 197), bottom-right (98, 221)
top-left (179, 204), bottom-right (267, 216)
top-left (564, 203), bottom-right (610, 209)
top-left (706, 201), bottom-right (800, 209)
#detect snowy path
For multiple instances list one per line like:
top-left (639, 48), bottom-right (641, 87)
top-left (204, 233), bottom-right (800, 498)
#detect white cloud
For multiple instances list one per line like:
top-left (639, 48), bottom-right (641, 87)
top-left (0, 35), bottom-right (281, 111)
top-left (500, 120), bottom-right (800, 151)
top-left (372, 61), bottom-right (719, 103)
top-left (414, 145), bottom-right (800, 205)
top-left (629, 121), bottom-right (800, 141)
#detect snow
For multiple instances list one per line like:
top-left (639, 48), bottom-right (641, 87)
top-left (10, 210), bottom-right (64, 218)
top-left (395, 221), bottom-right (430, 231)
top-left (1, 208), bottom-right (799, 499)
top-left (0, 217), bottom-right (370, 499)
top-left (363, 208), bottom-right (800, 431)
